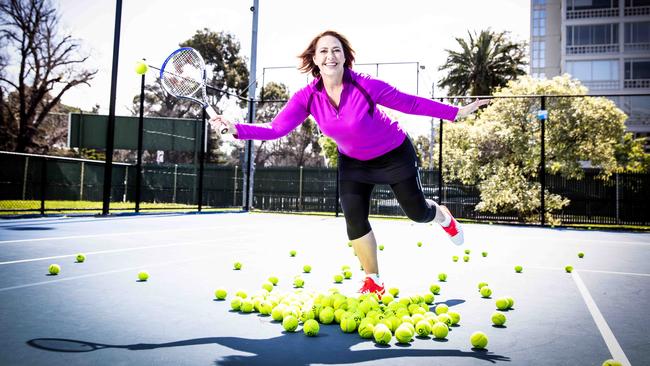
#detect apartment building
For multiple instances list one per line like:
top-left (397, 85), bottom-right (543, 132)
top-left (531, 0), bottom-right (650, 147)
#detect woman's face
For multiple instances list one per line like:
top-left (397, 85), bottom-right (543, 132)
top-left (312, 35), bottom-right (345, 78)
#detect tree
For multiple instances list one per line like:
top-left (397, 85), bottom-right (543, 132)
top-left (441, 75), bottom-right (628, 223)
top-left (252, 82), bottom-right (324, 167)
top-left (438, 29), bottom-right (527, 97)
top-left (0, 0), bottom-right (97, 152)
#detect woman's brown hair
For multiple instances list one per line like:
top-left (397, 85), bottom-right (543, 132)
top-left (298, 30), bottom-right (355, 78)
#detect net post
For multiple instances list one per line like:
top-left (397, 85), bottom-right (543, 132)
top-left (197, 110), bottom-right (207, 212)
top-left (40, 157), bottom-right (47, 215)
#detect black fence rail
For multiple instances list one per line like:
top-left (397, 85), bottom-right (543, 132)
top-left (1, 151), bottom-right (648, 225)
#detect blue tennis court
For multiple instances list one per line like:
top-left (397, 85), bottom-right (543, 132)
top-left (0, 212), bottom-right (648, 365)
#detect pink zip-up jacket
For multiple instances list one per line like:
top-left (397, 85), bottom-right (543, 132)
top-left (234, 68), bottom-right (459, 161)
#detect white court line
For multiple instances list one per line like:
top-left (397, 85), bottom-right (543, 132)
top-left (572, 271), bottom-right (632, 366)
top-left (0, 223), bottom-right (251, 244)
top-left (526, 265), bottom-right (650, 277)
top-left (0, 233), bottom-right (260, 266)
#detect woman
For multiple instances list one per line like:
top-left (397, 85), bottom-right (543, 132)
top-left (211, 30), bottom-right (488, 297)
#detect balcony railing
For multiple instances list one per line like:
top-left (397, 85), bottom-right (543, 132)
top-left (624, 43), bottom-right (650, 52)
top-left (566, 44), bottom-right (620, 54)
top-left (624, 79), bottom-right (650, 88)
top-left (566, 8), bottom-right (619, 19)
top-left (583, 80), bottom-right (620, 90)
top-left (624, 6), bottom-right (650, 16)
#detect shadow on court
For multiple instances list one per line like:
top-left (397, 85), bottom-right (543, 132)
top-left (27, 326), bottom-right (510, 366)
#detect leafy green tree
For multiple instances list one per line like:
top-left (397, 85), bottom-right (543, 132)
top-left (318, 136), bottom-right (338, 167)
top-left (441, 75), bottom-right (628, 223)
top-left (438, 29), bottom-right (527, 96)
top-left (614, 133), bottom-right (650, 173)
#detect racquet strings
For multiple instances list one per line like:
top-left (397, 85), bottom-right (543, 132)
top-left (161, 49), bottom-right (204, 98)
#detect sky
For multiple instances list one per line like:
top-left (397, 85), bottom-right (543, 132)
top-left (52, 0), bottom-right (531, 138)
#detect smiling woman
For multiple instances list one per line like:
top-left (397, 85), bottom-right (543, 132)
top-left (209, 29), bottom-right (488, 299)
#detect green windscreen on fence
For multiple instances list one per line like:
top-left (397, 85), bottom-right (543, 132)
top-left (67, 113), bottom-right (203, 151)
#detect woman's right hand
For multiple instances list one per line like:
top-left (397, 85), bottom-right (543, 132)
top-left (209, 115), bottom-right (236, 135)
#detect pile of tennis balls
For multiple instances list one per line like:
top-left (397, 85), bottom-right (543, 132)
top-left (217, 283), bottom-right (493, 349)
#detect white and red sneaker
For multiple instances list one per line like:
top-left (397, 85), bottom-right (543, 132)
top-left (439, 205), bottom-right (464, 245)
top-left (358, 277), bottom-right (385, 299)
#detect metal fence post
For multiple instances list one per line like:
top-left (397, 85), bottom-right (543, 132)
top-left (80, 161), bottom-right (85, 201)
top-left (540, 96), bottom-right (547, 226)
top-left (172, 164), bottom-right (178, 204)
top-left (22, 156), bottom-right (29, 200)
top-left (197, 110), bottom-right (207, 212)
top-left (233, 165), bottom-right (238, 206)
top-left (298, 166), bottom-right (303, 211)
top-left (135, 67), bottom-right (145, 213)
top-left (40, 157), bottom-right (47, 215)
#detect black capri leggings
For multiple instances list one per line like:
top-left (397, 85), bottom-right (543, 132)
top-left (340, 175), bottom-right (436, 240)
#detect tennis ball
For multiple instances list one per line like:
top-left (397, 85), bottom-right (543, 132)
top-left (431, 322), bottom-right (449, 339)
top-left (395, 323), bottom-right (414, 343)
top-left (230, 297), bottom-right (242, 311)
top-left (358, 320), bottom-right (375, 338)
top-left (373, 323), bottom-right (392, 345)
top-left (134, 61), bottom-right (148, 75)
top-left (235, 290), bottom-right (247, 299)
top-left (319, 306), bottom-right (335, 324)
top-left (340, 316), bottom-right (358, 333)
top-left (514, 265), bottom-right (523, 273)
top-left (415, 319), bottom-right (432, 336)
top-left (423, 293), bottom-right (434, 305)
top-left (347, 241), bottom-right (352, 247)
top-left (492, 312), bottom-right (506, 326)
top-left (470, 331), bottom-right (488, 349)
top-left (429, 284), bottom-right (441, 295)
top-left (240, 300), bottom-right (254, 313)
top-left (565, 265), bottom-right (574, 273)
top-left (438, 273), bottom-right (447, 282)
top-left (496, 297), bottom-right (509, 310)
top-left (480, 286), bottom-right (492, 298)
top-left (417, 241), bottom-right (423, 247)
top-left (464, 249), bottom-right (470, 255)
top-left (233, 262), bottom-right (242, 270)
top-left (601, 360), bottom-right (622, 366)
top-left (578, 252), bottom-right (585, 258)
top-left (478, 282), bottom-right (489, 291)
top-left (293, 277), bottom-right (305, 288)
top-left (343, 270), bottom-right (353, 279)
top-left (75, 254), bottom-right (85, 263)
top-left (48, 264), bottom-right (60, 275)
top-left (482, 251), bottom-right (488, 257)
top-left (463, 255), bottom-right (470, 262)
top-left (505, 296), bottom-right (515, 308)
top-left (303, 265), bottom-right (312, 273)
top-left (437, 313), bottom-right (452, 326)
top-left (452, 256), bottom-right (459, 262)
top-left (259, 301), bottom-right (273, 315)
top-left (333, 274), bottom-right (344, 283)
top-left (303, 319), bottom-right (320, 336)
top-left (137, 270), bottom-right (149, 281)
top-left (282, 315), bottom-right (299, 332)
top-left (381, 293), bottom-right (394, 305)
top-left (435, 303), bottom-right (449, 315)
top-left (271, 305), bottom-right (285, 321)
top-left (268, 276), bottom-right (279, 286)
top-left (378, 244), bottom-right (384, 251)
top-left (289, 250), bottom-right (297, 257)
top-left (388, 287), bottom-right (399, 297)
top-left (448, 311), bottom-right (461, 325)
top-left (262, 282), bottom-right (273, 292)
top-left (341, 265), bottom-right (351, 271)
top-left (214, 288), bottom-right (227, 300)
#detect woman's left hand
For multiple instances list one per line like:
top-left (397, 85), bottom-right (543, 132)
top-left (456, 99), bottom-right (491, 120)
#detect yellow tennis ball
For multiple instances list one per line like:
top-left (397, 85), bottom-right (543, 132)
top-left (48, 264), bottom-right (60, 275)
top-left (358, 319), bottom-right (375, 338)
top-left (447, 311), bottom-right (461, 325)
top-left (235, 290), bottom-right (248, 299)
top-left (415, 319), bottom-right (432, 337)
top-left (452, 255), bottom-right (459, 262)
top-left (431, 322), bottom-right (449, 339)
top-left (565, 265), bottom-right (574, 273)
top-left (230, 297), bottom-right (242, 311)
top-left (395, 323), bottom-right (414, 343)
top-left (388, 287), bottom-right (399, 297)
top-left (75, 254), bottom-right (86, 263)
top-left (437, 313), bottom-right (452, 326)
top-left (333, 273), bottom-right (344, 283)
top-left (262, 282), bottom-right (273, 292)
top-left (470, 331), bottom-right (488, 349)
top-left (268, 276), bottom-right (279, 286)
top-left (438, 273), bottom-right (447, 281)
top-left (271, 305), bottom-right (285, 321)
top-left (429, 284), bottom-right (441, 294)
top-left (492, 312), bottom-right (506, 326)
top-left (417, 241), bottom-right (423, 247)
top-left (289, 250), bottom-right (297, 257)
top-left (478, 282), bottom-right (489, 291)
top-left (515, 265), bottom-right (523, 273)
top-left (293, 277), bottom-right (304, 288)
top-left (214, 288), bottom-right (227, 300)
top-left (435, 303), bottom-right (449, 315)
top-left (343, 270), bottom-right (353, 279)
top-left (482, 251), bottom-right (488, 257)
top-left (303, 319), bottom-right (320, 336)
top-left (134, 61), bottom-right (148, 75)
top-left (137, 270), bottom-right (149, 281)
top-left (240, 300), bottom-right (254, 313)
top-left (505, 296), bottom-right (515, 308)
top-left (381, 293), bottom-right (394, 305)
top-left (378, 244), bottom-right (384, 251)
top-left (319, 306), bottom-right (335, 324)
top-left (464, 249), bottom-right (471, 255)
top-left (282, 315), bottom-right (299, 332)
top-left (373, 323), bottom-right (392, 344)
top-left (303, 265), bottom-right (312, 273)
top-left (423, 293), bottom-right (434, 304)
top-left (578, 252), bottom-right (585, 258)
top-left (480, 286), bottom-right (492, 298)
top-left (496, 297), bottom-right (509, 310)
top-left (601, 360), bottom-right (622, 366)
top-left (463, 255), bottom-right (470, 262)
top-left (233, 262), bottom-right (242, 270)
top-left (340, 316), bottom-right (358, 333)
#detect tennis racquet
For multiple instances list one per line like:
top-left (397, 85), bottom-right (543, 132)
top-left (159, 47), bottom-right (230, 134)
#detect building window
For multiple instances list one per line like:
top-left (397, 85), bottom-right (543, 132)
top-left (624, 59), bottom-right (650, 88)
top-left (567, 0), bottom-right (619, 18)
top-left (532, 41), bottom-right (546, 68)
top-left (566, 24), bottom-right (619, 53)
top-left (567, 60), bottom-right (619, 89)
top-left (533, 9), bottom-right (546, 37)
top-left (625, 0), bottom-right (650, 15)
top-left (625, 22), bottom-right (650, 51)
